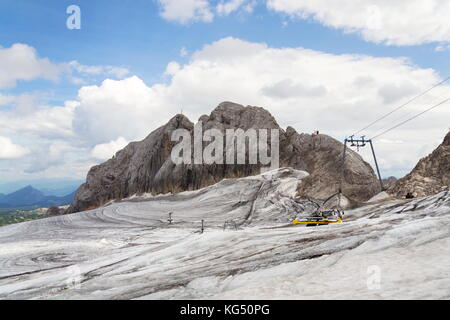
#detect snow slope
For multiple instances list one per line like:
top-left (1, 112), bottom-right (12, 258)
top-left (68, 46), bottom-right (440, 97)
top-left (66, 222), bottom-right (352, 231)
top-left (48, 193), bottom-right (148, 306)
top-left (0, 168), bottom-right (449, 300)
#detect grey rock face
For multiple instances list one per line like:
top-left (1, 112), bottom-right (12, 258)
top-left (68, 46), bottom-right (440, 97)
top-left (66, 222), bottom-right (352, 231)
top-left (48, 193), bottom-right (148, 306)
top-left (390, 131), bottom-right (450, 198)
top-left (382, 176), bottom-right (398, 190)
top-left (68, 102), bottom-right (379, 213)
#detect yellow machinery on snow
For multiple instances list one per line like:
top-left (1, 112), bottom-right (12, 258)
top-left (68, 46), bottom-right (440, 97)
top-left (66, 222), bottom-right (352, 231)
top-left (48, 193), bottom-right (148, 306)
top-left (292, 206), bottom-right (344, 227)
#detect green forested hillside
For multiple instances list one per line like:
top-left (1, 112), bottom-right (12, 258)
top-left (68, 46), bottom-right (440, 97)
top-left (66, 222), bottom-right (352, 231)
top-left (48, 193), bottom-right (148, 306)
top-left (0, 208), bottom-right (47, 227)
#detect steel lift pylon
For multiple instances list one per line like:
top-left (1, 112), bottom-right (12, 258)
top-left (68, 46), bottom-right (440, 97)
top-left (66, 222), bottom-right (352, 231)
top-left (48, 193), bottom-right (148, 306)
top-left (341, 135), bottom-right (384, 192)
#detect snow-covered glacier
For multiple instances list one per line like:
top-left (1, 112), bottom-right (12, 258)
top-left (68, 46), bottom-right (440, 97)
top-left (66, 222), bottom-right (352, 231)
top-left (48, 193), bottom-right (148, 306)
top-left (0, 168), bottom-right (449, 300)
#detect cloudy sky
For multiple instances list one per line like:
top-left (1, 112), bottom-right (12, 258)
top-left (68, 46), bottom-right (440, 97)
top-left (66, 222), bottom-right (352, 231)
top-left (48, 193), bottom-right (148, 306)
top-left (1, 0), bottom-right (450, 185)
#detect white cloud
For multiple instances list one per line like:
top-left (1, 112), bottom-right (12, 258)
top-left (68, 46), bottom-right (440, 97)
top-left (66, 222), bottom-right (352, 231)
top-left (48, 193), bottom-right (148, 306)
top-left (0, 43), bottom-right (60, 88)
top-left (266, 0), bottom-right (450, 46)
top-left (91, 137), bottom-right (128, 160)
top-left (262, 79), bottom-right (327, 99)
top-left (157, 0), bottom-right (256, 23)
top-left (24, 141), bottom-right (76, 173)
top-left (0, 136), bottom-right (30, 159)
top-left (435, 44), bottom-right (450, 52)
top-left (67, 61), bottom-right (129, 79)
top-left (0, 100), bottom-right (76, 140)
top-left (378, 83), bottom-right (418, 104)
top-left (165, 61), bottom-right (181, 76)
top-left (157, 0), bottom-right (214, 24)
top-left (0, 43), bottom-right (131, 91)
top-left (2, 37), bottom-right (450, 179)
top-left (0, 94), bottom-right (15, 106)
top-left (180, 47), bottom-right (189, 57)
top-left (243, 0), bottom-right (257, 13)
top-left (72, 76), bottom-right (176, 145)
top-left (379, 139), bottom-right (404, 144)
top-left (217, 0), bottom-right (246, 16)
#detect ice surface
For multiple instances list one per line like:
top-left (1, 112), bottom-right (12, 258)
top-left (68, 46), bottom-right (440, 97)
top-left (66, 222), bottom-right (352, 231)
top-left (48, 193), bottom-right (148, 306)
top-left (0, 169), bottom-right (449, 300)
top-left (368, 191), bottom-right (392, 203)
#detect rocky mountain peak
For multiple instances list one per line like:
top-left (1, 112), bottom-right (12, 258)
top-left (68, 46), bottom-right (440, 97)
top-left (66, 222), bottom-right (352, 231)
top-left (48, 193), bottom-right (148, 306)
top-left (67, 102), bottom-right (379, 213)
top-left (202, 101), bottom-right (280, 131)
top-left (168, 113), bottom-right (193, 127)
top-left (390, 131), bottom-right (450, 198)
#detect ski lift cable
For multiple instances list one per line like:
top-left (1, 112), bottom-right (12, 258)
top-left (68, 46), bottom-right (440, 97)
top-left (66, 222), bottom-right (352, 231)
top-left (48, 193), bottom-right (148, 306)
top-left (375, 85), bottom-right (450, 133)
top-left (371, 97), bottom-right (450, 140)
top-left (352, 76), bottom-right (450, 136)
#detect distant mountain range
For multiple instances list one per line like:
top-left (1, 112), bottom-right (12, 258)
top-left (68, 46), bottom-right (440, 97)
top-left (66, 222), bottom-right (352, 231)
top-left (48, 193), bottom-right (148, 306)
top-left (0, 179), bottom-right (83, 196)
top-left (0, 186), bottom-right (75, 209)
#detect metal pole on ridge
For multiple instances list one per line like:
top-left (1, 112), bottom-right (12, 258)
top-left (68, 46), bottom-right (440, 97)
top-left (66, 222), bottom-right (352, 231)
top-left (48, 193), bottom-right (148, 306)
top-left (341, 136), bottom-right (384, 195)
top-left (369, 140), bottom-right (384, 192)
top-left (340, 138), bottom-right (348, 194)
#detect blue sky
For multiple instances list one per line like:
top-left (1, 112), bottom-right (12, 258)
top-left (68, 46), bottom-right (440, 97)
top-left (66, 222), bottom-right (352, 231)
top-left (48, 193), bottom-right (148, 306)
top-left (2, 0), bottom-right (449, 102)
top-left (1, 0), bottom-right (450, 186)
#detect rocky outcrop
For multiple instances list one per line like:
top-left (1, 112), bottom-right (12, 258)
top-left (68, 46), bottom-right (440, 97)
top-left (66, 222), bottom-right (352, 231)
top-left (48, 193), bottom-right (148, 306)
top-left (46, 206), bottom-right (63, 216)
top-left (390, 131), bottom-right (450, 198)
top-left (68, 102), bottom-right (379, 213)
top-left (382, 176), bottom-right (398, 189)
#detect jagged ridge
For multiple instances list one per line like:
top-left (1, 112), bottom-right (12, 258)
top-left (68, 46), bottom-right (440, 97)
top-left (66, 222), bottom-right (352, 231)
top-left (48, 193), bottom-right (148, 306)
top-left (390, 131), bottom-right (450, 197)
top-left (68, 102), bottom-right (379, 213)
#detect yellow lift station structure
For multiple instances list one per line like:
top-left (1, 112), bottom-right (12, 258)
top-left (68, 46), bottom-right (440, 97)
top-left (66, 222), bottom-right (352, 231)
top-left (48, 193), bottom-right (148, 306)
top-left (292, 209), bottom-right (344, 227)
